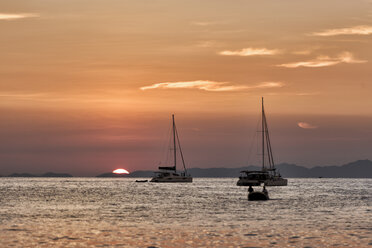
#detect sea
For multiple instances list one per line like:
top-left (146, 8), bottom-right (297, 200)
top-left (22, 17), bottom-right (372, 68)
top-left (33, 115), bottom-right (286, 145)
top-left (0, 178), bottom-right (371, 247)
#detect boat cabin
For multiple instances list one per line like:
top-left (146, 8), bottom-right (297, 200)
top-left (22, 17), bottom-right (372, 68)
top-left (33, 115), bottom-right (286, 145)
top-left (239, 171), bottom-right (269, 180)
top-left (154, 171), bottom-right (181, 177)
top-left (237, 170), bottom-right (269, 186)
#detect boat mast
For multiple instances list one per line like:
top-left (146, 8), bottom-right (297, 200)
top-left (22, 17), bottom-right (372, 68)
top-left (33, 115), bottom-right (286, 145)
top-left (262, 98), bottom-right (275, 171)
top-left (262, 97), bottom-right (265, 170)
top-left (172, 114), bottom-right (177, 171)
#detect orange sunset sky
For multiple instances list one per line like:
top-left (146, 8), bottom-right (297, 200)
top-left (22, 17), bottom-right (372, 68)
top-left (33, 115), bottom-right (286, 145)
top-left (0, 0), bottom-right (371, 176)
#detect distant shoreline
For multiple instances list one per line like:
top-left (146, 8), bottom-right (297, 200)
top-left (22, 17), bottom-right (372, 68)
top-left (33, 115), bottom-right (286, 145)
top-left (1, 159), bottom-right (371, 178)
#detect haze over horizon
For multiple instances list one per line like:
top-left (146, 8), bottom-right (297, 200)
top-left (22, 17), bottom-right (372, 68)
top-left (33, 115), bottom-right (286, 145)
top-left (1, 0), bottom-right (371, 176)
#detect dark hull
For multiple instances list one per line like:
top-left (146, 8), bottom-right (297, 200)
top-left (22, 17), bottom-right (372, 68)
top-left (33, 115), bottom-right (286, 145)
top-left (150, 177), bottom-right (192, 183)
top-left (237, 179), bottom-right (262, 186)
top-left (248, 191), bottom-right (269, 201)
top-left (135, 180), bottom-right (148, 183)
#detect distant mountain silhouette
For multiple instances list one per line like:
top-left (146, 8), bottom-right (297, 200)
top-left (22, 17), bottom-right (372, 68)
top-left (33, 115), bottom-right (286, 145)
top-left (96, 172), bottom-right (131, 177)
top-left (3, 160), bottom-right (371, 178)
top-left (189, 166), bottom-right (257, 177)
top-left (292, 159), bottom-right (372, 178)
top-left (8, 172), bottom-right (72, 177)
top-left (125, 160), bottom-right (372, 178)
top-left (41, 172), bottom-right (73, 177)
top-left (125, 170), bottom-right (154, 177)
top-left (9, 173), bottom-right (37, 177)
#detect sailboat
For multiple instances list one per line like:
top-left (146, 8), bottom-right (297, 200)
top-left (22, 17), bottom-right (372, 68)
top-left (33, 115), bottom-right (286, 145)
top-left (150, 114), bottom-right (192, 183)
top-left (237, 97), bottom-right (288, 187)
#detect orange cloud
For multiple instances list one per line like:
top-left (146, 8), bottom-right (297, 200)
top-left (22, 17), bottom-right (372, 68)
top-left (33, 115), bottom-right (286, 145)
top-left (191, 21), bottom-right (216, 26)
top-left (140, 80), bottom-right (284, 92)
top-left (312, 25), bottom-right (372, 36)
top-left (219, 47), bottom-right (280, 56)
top-left (0, 13), bottom-right (39, 20)
top-left (297, 122), bottom-right (318, 129)
top-left (278, 52), bottom-right (366, 68)
top-left (255, 82), bottom-right (284, 88)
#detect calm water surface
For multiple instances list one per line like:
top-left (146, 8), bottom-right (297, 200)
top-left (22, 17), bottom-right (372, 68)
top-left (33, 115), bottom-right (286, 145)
top-left (0, 178), bottom-right (371, 247)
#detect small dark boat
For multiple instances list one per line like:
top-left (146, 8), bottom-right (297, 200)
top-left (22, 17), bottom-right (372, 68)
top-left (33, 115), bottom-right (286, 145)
top-left (135, 180), bottom-right (148, 183)
top-left (248, 191), bottom-right (269, 201)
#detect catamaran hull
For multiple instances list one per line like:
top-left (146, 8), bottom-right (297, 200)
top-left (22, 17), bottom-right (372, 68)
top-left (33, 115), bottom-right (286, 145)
top-left (150, 177), bottom-right (192, 183)
top-left (237, 178), bottom-right (288, 186)
top-left (237, 179), bottom-right (262, 186)
top-left (264, 178), bottom-right (288, 186)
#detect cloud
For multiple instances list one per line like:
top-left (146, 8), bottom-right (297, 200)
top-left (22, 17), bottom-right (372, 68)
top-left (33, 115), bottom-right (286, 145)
top-left (0, 92), bottom-right (46, 99)
top-left (297, 122), bottom-right (318, 129)
top-left (0, 13), bottom-right (39, 20)
top-left (278, 52), bottom-right (367, 68)
top-left (191, 21), bottom-right (216, 26)
top-left (140, 80), bottom-right (284, 92)
top-left (140, 80), bottom-right (245, 92)
top-left (219, 47), bottom-right (280, 56)
top-left (255, 82), bottom-right (284, 88)
top-left (312, 25), bottom-right (372, 36)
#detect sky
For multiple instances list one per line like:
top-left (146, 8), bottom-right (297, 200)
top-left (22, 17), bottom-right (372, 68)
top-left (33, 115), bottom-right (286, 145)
top-left (0, 0), bottom-right (371, 176)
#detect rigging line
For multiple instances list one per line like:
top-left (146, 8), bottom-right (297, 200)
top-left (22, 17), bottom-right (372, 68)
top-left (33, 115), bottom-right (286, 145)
top-left (172, 114), bottom-right (177, 170)
top-left (264, 110), bottom-right (275, 169)
top-left (264, 113), bottom-right (272, 169)
top-left (175, 125), bottom-right (187, 174)
top-left (266, 134), bottom-right (274, 169)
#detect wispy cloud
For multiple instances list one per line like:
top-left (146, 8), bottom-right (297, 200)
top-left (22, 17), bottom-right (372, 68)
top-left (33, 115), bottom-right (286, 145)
top-left (0, 92), bottom-right (45, 99)
top-left (298, 122), bottom-right (318, 129)
top-left (312, 25), bottom-right (372, 36)
top-left (140, 80), bottom-right (245, 92)
top-left (0, 13), bottom-right (39, 20)
top-left (140, 80), bottom-right (284, 92)
top-left (255, 82), bottom-right (284, 88)
top-left (191, 21), bottom-right (216, 26)
top-left (278, 52), bottom-right (367, 68)
top-left (219, 47), bottom-right (280, 56)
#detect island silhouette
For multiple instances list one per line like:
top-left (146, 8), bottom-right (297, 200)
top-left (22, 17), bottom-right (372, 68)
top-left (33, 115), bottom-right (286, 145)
top-left (3, 160), bottom-right (371, 178)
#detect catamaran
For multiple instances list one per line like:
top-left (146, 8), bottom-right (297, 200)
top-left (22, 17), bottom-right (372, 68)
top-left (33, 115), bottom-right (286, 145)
top-left (237, 97), bottom-right (288, 187)
top-left (150, 114), bottom-right (192, 183)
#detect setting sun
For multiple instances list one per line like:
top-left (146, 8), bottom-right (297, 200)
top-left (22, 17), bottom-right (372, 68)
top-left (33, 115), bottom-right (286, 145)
top-left (113, 168), bottom-right (130, 174)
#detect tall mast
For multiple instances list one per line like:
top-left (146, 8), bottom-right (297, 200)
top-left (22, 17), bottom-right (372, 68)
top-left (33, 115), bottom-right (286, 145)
top-left (262, 97), bottom-right (265, 170)
top-left (172, 114), bottom-right (177, 170)
top-left (262, 98), bottom-right (275, 171)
